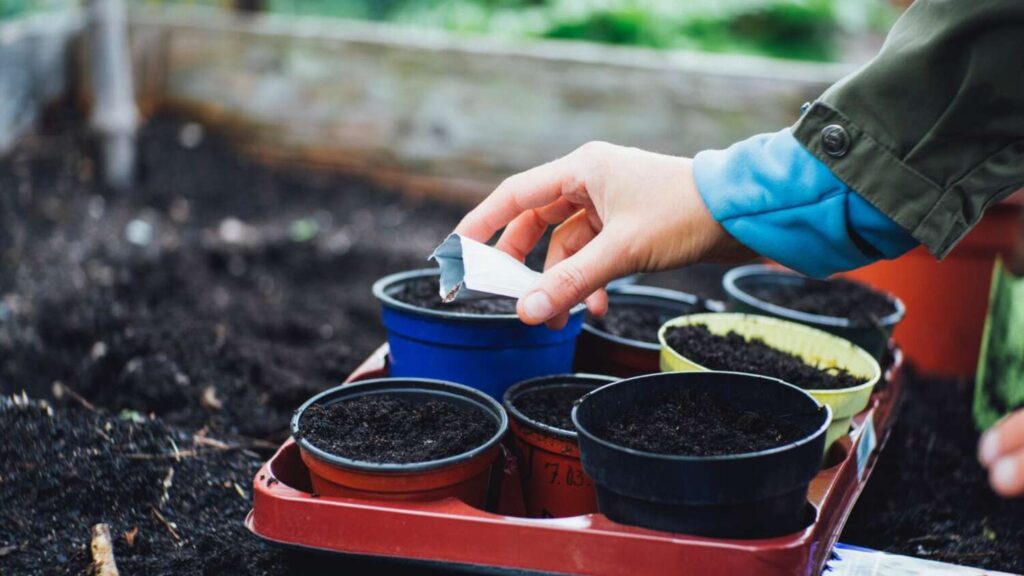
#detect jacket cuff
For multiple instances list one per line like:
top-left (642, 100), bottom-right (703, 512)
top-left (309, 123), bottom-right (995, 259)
top-left (793, 102), bottom-right (960, 258)
top-left (693, 129), bottom-right (917, 277)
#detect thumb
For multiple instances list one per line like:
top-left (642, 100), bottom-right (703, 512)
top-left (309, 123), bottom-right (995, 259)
top-left (517, 233), bottom-right (626, 325)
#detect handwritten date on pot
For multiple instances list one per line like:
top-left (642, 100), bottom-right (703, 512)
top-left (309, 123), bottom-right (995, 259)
top-left (544, 463), bottom-right (591, 487)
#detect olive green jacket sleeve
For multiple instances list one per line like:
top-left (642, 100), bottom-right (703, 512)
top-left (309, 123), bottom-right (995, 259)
top-left (793, 0), bottom-right (1024, 258)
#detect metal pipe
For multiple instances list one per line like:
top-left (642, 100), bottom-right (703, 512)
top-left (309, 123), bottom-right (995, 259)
top-left (88, 0), bottom-right (137, 190)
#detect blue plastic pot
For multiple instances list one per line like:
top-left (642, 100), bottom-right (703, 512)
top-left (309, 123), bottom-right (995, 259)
top-left (373, 269), bottom-right (585, 399)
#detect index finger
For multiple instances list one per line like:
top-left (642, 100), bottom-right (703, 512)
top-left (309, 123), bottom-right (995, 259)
top-left (454, 155), bottom-right (578, 242)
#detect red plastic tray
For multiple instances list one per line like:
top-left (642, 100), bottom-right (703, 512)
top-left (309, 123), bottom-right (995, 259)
top-left (247, 345), bottom-right (904, 576)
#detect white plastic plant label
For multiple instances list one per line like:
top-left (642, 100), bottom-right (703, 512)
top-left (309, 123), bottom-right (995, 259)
top-left (828, 543), bottom-right (1016, 575)
top-left (429, 234), bottom-right (541, 303)
top-left (855, 410), bottom-right (878, 482)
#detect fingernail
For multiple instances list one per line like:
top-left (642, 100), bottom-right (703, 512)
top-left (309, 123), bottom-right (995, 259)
top-left (993, 458), bottom-right (1018, 491)
top-left (522, 291), bottom-right (554, 321)
top-left (979, 430), bottom-right (1001, 465)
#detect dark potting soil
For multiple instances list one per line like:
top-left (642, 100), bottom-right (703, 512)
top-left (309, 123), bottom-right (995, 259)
top-left (0, 109), bottom-right (471, 575)
top-left (750, 278), bottom-right (897, 328)
top-left (664, 324), bottom-right (864, 390)
top-left (3, 109), bottom-right (1021, 574)
top-left (512, 385), bottom-right (596, 431)
top-left (841, 369), bottom-right (1024, 573)
top-left (0, 398), bottom-right (289, 575)
top-left (296, 395), bottom-right (496, 463)
top-left (596, 388), bottom-right (804, 456)
top-left (392, 276), bottom-right (518, 315)
top-left (586, 303), bottom-right (683, 344)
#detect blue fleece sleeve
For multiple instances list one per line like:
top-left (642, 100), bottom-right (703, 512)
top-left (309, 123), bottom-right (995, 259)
top-left (693, 129), bottom-right (917, 277)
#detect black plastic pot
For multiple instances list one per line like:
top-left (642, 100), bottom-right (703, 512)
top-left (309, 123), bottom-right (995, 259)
top-left (291, 378), bottom-right (508, 507)
top-left (575, 285), bottom-right (703, 377)
top-left (722, 264), bottom-right (904, 361)
top-left (573, 371), bottom-right (831, 538)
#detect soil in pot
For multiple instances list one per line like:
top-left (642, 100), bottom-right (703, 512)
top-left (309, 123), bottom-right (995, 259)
top-left (295, 394), bottom-right (497, 463)
top-left (664, 324), bottom-right (862, 390)
top-left (750, 278), bottom-right (896, 328)
top-left (596, 388), bottom-right (804, 457)
top-left (393, 276), bottom-right (517, 315)
top-left (511, 385), bottom-right (596, 431)
top-left (586, 303), bottom-right (680, 344)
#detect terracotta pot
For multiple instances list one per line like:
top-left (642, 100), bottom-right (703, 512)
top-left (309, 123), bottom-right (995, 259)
top-left (503, 374), bottom-right (616, 518)
top-left (575, 285), bottom-right (702, 377)
top-left (292, 378), bottom-right (508, 508)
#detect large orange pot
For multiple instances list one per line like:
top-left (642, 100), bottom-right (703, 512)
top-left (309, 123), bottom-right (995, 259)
top-left (292, 378), bottom-right (508, 509)
top-left (842, 201), bottom-right (1022, 376)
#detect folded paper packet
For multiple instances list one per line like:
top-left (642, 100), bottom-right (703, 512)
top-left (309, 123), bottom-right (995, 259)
top-left (429, 234), bottom-right (540, 302)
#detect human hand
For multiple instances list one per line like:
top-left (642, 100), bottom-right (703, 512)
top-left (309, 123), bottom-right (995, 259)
top-left (979, 410), bottom-right (1024, 497)
top-left (454, 142), bottom-right (752, 328)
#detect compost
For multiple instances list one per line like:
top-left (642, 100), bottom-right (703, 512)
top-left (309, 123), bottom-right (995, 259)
top-left (596, 388), bottom-right (803, 456)
top-left (393, 276), bottom-right (518, 314)
top-left (1, 110), bottom-right (1021, 574)
top-left (296, 395), bottom-right (495, 463)
top-left (512, 385), bottom-right (595, 431)
top-left (842, 368), bottom-right (1024, 571)
top-left (664, 324), bottom-right (863, 390)
top-left (585, 303), bottom-right (680, 343)
top-left (750, 278), bottom-right (896, 327)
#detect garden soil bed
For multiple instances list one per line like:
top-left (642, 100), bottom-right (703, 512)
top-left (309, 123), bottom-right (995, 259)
top-left (0, 109), bottom-right (1020, 574)
top-left (296, 395), bottom-right (496, 463)
top-left (664, 324), bottom-right (863, 390)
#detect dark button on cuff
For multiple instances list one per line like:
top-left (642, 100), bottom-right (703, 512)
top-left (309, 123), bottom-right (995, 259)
top-left (821, 124), bottom-right (850, 158)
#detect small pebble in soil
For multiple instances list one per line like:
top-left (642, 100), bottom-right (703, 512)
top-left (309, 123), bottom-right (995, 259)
top-left (511, 385), bottom-right (597, 431)
top-left (296, 394), bottom-right (497, 464)
top-left (750, 278), bottom-right (896, 328)
top-left (597, 388), bottom-right (804, 456)
top-left (392, 276), bottom-right (517, 315)
top-left (664, 324), bottom-right (864, 390)
top-left (586, 303), bottom-right (686, 343)
top-left (125, 219), bottom-right (154, 247)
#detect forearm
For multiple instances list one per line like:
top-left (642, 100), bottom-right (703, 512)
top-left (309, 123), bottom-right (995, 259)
top-left (793, 0), bottom-right (1024, 258)
top-left (693, 130), bottom-right (917, 278)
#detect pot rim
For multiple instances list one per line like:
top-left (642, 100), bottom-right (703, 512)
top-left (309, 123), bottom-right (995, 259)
top-left (374, 268), bottom-right (585, 322)
top-left (657, 312), bottom-right (882, 393)
top-left (581, 284), bottom-right (700, 351)
top-left (503, 373), bottom-right (618, 440)
top-left (291, 378), bottom-right (509, 473)
top-left (722, 264), bottom-right (906, 329)
top-left (572, 371), bottom-right (832, 463)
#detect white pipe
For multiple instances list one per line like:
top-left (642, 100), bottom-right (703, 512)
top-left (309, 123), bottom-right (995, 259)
top-left (88, 0), bottom-right (138, 190)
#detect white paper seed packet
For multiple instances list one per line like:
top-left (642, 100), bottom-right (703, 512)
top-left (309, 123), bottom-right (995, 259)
top-left (429, 234), bottom-right (540, 302)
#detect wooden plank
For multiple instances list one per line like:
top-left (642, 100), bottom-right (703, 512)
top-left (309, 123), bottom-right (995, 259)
top-left (127, 5), bottom-right (850, 197)
top-left (0, 9), bottom-right (84, 154)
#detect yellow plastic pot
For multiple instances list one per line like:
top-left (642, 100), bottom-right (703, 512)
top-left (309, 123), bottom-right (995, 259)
top-left (657, 313), bottom-right (881, 452)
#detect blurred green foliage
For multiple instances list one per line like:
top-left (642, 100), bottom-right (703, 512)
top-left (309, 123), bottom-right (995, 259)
top-left (1, 0), bottom-right (76, 19)
top-left (270, 0), bottom-right (898, 61)
top-left (3, 0), bottom-right (898, 62)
